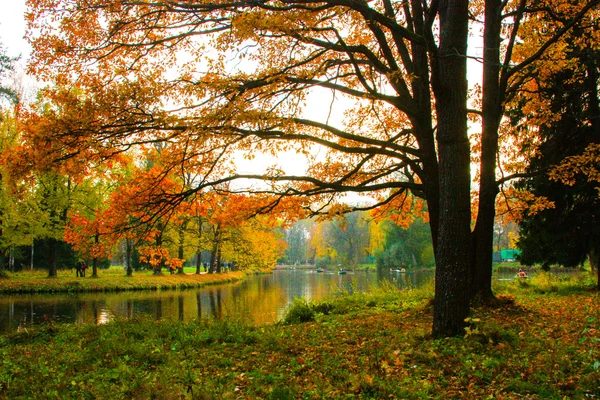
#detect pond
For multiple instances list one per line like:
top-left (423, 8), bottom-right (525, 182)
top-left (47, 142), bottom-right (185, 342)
top-left (0, 269), bottom-right (435, 333)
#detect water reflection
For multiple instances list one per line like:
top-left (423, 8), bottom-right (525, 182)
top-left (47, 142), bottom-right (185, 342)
top-left (0, 269), bottom-right (433, 333)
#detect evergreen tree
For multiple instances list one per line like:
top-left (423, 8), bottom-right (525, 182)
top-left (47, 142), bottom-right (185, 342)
top-left (517, 44), bottom-right (600, 271)
top-left (0, 40), bottom-right (18, 105)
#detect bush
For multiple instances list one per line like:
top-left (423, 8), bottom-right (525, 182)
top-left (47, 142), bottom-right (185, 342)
top-left (281, 297), bottom-right (316, 324)
top-left (312, 300), bottom-right (335, 315)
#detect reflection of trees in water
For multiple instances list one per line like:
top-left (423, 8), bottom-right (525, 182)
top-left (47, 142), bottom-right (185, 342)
top-left (259, 275), bottom-right (272, 291)
top-left (208, 289), bottom-right (222, 319)
top-left (178, 295), bottom-right (184, 321)
top-left (196, 293), bottom-right (202, 319)
top-left (127, 299), bottom-right (133, 319)
top-left (155, 298), bottom-right (162, 319)
top-left (0, 297), bottom-right (81, 332)
top-left (92, 299), bottom-right (98, 323)
top-left (0, 270), bottom-right (439, 333)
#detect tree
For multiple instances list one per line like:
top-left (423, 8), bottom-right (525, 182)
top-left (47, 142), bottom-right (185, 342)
top-left (470, 0), bottom-right (600, 300)
top-left (64, 210), bottom-right (112, 276)
top-left (62, 163), bottom-right (122, 277)
top-left (376, 217), bottom-right (434, 270)
top-left (0, 40), bottom-right (20, 274)
top-left (283, 219), bottom-right (313, 266)
top-left (24, 0), bottom-right (470, 336)
top-left (222, 215), bottom-right (286, 270)
top-left (516, 36), bottom-right (599, 285)
top-left (318, 211), bottom-right (371, 267)
top-left (24, 0), bottom-right (599, 335)
top-left (0, 40), bottom-right (18, 105)
top-left (34, 173), bottom-right (75, 276)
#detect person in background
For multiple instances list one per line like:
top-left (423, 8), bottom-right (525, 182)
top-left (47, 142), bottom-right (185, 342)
top-left (75, 260), bottom-right (83, 277)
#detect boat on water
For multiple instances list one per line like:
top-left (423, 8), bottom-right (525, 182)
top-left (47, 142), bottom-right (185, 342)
top-left (316, 268), bottom-right (325, 273)
top-left (339, 269), bottom-right (347, 275)
top-left (516, 268), bottom-right (528, 278)
top-left (390, 268), bottom-right (406, 273)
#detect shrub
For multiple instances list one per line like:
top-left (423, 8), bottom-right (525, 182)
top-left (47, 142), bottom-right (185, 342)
top-left (281, 297), bottom-right (316, 324)
top-left (312, 300), bottom-right (335, 315)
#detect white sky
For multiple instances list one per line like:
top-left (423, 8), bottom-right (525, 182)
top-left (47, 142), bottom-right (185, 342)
top-left (0, 1), bottom-right (29, 59)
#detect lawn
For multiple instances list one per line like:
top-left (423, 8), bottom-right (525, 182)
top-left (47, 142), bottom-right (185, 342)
top-left (0, 266), bottom-right (252, 294)
top-left (0, 272), bottom-right (598, 399)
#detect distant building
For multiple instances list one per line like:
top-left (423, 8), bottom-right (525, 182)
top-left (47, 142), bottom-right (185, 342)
top-left (493, 249), bottom-right (521, 263)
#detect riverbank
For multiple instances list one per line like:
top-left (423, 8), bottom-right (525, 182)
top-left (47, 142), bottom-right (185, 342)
top-left (0, 272), bottom-right (597, 399)
top-left (0, 267), bottom-right (264, 294)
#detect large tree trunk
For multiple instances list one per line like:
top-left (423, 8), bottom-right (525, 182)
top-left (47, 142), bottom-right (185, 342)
top-left (209, 223), bottom-right (223, 273)
top-left (585, 52), bottom-right (600, 292)
top-left (125, 239), bottom-right (133, 276)
top-left (471, 0), bottom-right (503, 300)
top-left (177, 217), bottom-right (191, 274)
top-left (589, 247), bottom-right (599, 290)
top-left (431, 0), bottom-right (471, 338)
top-left (0, 250), bottom-right (6, 277)
top-left (177, 221), bottom-right (187, 274)
top-left (0, 205), bottom-right (5, 276)
top-left (408, 0), bottom-right (439, 254)
top-left (195, 216), bottom-right (204, 274)
top-left (92, 234), bottom-right (99, 277)
top-left (48, 238), bottom-right (58, 278)
top-left (216, 247), bottom-right (222, 273)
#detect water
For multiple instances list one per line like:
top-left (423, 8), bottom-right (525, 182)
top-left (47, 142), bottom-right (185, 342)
top-left (0, 269), bottom-right (434, 333)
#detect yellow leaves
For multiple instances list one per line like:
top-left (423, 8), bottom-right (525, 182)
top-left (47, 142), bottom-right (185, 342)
top-left (221, 214), bottom-right (286, 269)
top-left (549, 143), bottom-right (600, 193)
top-left (370, 191), bottom-right (427, 228)
top-left (508, 231), bottom-right (519, 249)
top-left (496, 188), bottom-right (555, 223)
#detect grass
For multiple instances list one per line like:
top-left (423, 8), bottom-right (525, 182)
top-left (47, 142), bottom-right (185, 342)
top-left (0, 272), bottom-right (598, 399)
top-left (0, 266), bottom-right (255, 294)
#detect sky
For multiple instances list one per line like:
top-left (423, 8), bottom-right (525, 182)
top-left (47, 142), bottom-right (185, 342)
top-left (0, 1), bottom-right (29, 59)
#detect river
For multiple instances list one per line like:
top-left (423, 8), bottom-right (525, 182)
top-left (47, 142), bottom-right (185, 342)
top-left (0, 269), bottom-right (436, 333)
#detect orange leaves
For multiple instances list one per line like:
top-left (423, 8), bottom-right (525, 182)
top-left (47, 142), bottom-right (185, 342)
top-left (496, 188), bottom-right (555, 224)
top-left (370, 191), bottom-right (427, 228)
top-left (64, 210), bottom-right (114, 259)
top-left (138, 245), bottom-right (170, 267)
top-left (138, 246), bottom-right (186, 271)
top-left (168, 258), bottom-right (185, 269)
top-left (549, 143), bottom-right (600, 192)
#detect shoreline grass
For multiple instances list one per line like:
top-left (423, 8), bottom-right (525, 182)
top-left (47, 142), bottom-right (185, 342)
top-left (0, 272), bottom-right (598, 399)
top-left (0, 267), bottom-right (263, 294)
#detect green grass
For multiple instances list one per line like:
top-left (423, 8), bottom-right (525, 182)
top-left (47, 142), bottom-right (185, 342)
top-left (0, 266), bottom-right (253, 294)
top-left (0, 272), bottom-right (598, 399)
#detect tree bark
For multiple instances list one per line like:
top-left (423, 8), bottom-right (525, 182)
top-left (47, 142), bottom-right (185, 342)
top-left (589, 246), bottom-right (599, 290)
top-left (585, 51), bottom-right (600, 292)
top-left (432, 0), bottom-right (472, 338)
top-left (92, 233), bottom-right (99, 277)
top-left (195, 216), bottom-right (204, 274)
top-left (471, 0), bottom-right (503, 300)
top-left (177, 220), bottom-right (187, 274)
top-left (48, 238), bottom-right (58, 278)
top-left (0, 250), bottom-right (6, 277)
top-left (125, 238), bottom-right (133, 276)
top-left (209, 223), bottom-right (222, 274)
top-left (0, 194), bottom-right (5, 277)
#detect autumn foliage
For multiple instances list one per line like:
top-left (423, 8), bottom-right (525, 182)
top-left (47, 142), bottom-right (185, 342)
top-left (6, 0), bottom-right (597, 337)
